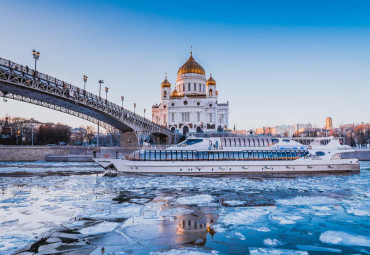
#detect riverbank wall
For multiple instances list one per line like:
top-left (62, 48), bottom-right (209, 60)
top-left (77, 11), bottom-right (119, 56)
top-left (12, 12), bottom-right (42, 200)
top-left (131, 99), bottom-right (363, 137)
top-left (0, 146), bottom-right (139, 162)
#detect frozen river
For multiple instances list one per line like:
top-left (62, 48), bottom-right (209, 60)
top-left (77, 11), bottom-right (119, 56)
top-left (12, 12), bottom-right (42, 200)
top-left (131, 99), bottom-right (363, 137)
top-left (0, 161), bottom-right (369, 254)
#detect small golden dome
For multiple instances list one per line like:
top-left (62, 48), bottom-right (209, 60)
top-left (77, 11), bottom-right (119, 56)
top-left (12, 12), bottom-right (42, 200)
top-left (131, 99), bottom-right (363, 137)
top-left (177, 53), bottom-right (205, 76)
top-left (161, 77), bottom-right (171, 88)
top-left (206, 75), bottom-right (216, 86)
top-left (215, 90), bottom-right (219, 95)
top-left (171, 88), bottom-right (178, 96)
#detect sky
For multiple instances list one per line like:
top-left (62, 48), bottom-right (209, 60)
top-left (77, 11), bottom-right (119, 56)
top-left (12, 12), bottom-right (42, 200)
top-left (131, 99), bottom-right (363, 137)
top-left (0, 0), bottom-right (369, 130)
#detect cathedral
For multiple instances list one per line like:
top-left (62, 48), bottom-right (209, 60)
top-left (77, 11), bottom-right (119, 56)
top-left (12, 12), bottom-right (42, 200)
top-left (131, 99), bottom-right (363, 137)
top-left (152, 51), bottom-right (229, 135)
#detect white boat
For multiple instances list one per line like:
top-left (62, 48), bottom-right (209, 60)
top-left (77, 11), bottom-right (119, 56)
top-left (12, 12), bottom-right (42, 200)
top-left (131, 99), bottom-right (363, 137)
top-left (93, 136), bottom-right (360, 175)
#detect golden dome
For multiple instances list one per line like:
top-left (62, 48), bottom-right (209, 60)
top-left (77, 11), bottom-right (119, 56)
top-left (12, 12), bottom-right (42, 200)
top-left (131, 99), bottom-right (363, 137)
top-left (206, 75), bottom-right (216, 86)
top-left (161, 77), bottom-right (171, 88)
top-left (177, 53), bottom-right (205, 76)
top-left (171, 88), bottom-right (178, 96)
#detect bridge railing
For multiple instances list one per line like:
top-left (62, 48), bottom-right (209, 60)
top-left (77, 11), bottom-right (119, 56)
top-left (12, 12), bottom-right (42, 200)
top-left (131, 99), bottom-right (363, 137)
top-left (0, 57), bottom-right (171, 134)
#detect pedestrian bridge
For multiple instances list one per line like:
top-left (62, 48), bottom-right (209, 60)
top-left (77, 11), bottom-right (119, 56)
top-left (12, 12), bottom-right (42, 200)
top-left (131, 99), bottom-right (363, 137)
top-left (0, 57), bottom-right (174, 146)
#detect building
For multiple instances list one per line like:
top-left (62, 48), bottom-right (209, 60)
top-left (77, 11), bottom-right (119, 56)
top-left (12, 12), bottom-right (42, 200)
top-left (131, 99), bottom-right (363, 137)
top-left (152, 51), bottom-right (229, 135)
top-left (326, 117), bottom-right (333, 130)
top-left (271, 125), bottom-right (295, 137)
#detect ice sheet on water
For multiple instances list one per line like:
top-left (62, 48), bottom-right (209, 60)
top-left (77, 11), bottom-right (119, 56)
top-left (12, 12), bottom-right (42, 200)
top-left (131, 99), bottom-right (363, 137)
top-left (295, 245), bottom-right (342, 253)
top-left (320, 231), bottom-right (370, 247)
top-left (247, 226), bottom-right (271, 232)
top-left (79, 221), bottom-right (120, 235)
top-left (223, 200), bottom-right (245, 206)
top-left (150, 247), bottom-right (219, 254)
top-left (264, 238), bottom-right (283, 247)
top-left (226, 231), bottom-right (246, 240)
top-left (271, 215), bottom-right (303, 225)
top-left (276, 196), bottom-right (338, 206)
top-left (159, 207), bottom-right (193, 217)
top-left (176, 194), bottom-right (214, 205)
top-left (0, 234), bottom-right (34, 254)
top-left (249, 248), bottom-right (308, 255)
top-left (219, 207), bottom-right (271, 226)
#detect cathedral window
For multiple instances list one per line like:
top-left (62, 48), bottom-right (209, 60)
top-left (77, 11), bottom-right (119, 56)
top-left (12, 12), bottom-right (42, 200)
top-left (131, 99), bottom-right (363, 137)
top-left (171, 113), bottom-right (175, 122)
top-left (197, 102), bottom-right (200, 106)
top-left (194, 83), bottom-right (196, 91)
top-left (209, 89), bottom-right (213, 96)
top-left (183, 100), bottom-right (188, 105)
top-left (209, 113), bottom-right (213, 123)
top-left (197, 112), bottom-right (200, 122)
top-left (182, 112), bottom-right (190, 122)
top-left (171, 103), bottom-right (175, 106)
top-left (183, 84), bottom-right (185, 92)
top-left (188, 83), bottom-right (191, 91)
top-left (203, 85), bottom-right (205, 92)
top-left (163, 91), bottom-right (167, 97)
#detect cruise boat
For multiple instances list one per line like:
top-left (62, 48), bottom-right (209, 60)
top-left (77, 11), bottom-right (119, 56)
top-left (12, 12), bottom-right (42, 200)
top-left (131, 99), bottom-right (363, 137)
top-left (93, 136), bottom-right (360, 175)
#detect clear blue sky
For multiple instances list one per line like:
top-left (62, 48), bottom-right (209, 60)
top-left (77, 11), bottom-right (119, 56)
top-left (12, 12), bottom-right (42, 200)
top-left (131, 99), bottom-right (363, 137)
top-left (0, 0), bottom-right (369, 130)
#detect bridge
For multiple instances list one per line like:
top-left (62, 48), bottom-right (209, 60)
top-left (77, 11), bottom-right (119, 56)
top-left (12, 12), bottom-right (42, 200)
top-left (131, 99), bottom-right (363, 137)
top-left (0, 57), bottom-right (175, 146)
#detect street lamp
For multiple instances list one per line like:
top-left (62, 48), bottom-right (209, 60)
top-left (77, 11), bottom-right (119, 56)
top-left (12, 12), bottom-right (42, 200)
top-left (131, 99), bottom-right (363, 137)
top-left (32, 49), bottom-right (40, 77)
top-left (144, 109), bottom-right (146, 119)
top-left (105, 87), bottom-right (109, 101)
top-left (97, 80), bottom-right (104, 147)
top-left (83, 75), bottom-right (88, 91)
top-left (134, 103), bottom-right (136, 115)
top-left (121, 96), bottom-right (124, 109)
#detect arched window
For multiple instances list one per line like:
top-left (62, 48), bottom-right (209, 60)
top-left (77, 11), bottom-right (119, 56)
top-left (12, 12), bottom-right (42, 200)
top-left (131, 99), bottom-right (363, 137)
top-left (209, 89), bottom-right (213, 96)
top-left (188, 83), bottom-right (191, 91)
top-left (194, 83), bottom-right (196, 91)
top-left (183, 84), bottom-right (185, 92)
top-left (163, 91), bottom-right (167, 97)
top-left (203, 85), bottom-right (205, 92)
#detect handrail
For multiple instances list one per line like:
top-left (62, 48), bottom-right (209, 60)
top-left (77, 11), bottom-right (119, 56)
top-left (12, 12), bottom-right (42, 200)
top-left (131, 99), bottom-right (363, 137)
top-left (0, 57), bottom-right (172, 134)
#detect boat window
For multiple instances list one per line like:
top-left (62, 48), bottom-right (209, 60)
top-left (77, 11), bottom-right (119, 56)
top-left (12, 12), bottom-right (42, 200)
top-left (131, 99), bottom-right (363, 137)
top-left (271, 138), bottom-right (279, 145)
top-left (181, 139), bottom-right (203, 146)
top-left (215, 141), bottom-right (219, 149)
top-left (261, 139), bottom-right (265, 147)
top-left (193, 151), bottom-right (198, 160)
top-left (161, 151), bottom-right (166, 160)
top-left (219, 152), bottom-right (224, 159)
top-left (286, 151), bottom-right (292, 160)
top-left (282, 139), bottom-right (290, 143)
top-left (268, 151), bottom-right (273, 159)
top-left (181, 151), bottom-right (186, 160)
top-left (234, 152), bottom-right (239, 160)
top-left (155, 151), bottom-right (160, 160)
top-left (272, 151), bottom-right (278, 159)
top-left (315, 151), bottom-right (325, 156)
top-left (256, 139), bottom-right (261, 147)
top-left (203, 151), bottom-right (208, 160)
top-left (252, 139), bottom-right (256, 147)
top-left (258, 151), bottom-right (263, 159)
top-left (172, 151), bottom-right (177, 160)
top-left (166, 151), bottom-right (172, 160)
top-left (248, 151), bottom-right (253, 159)
top-left (292, 151), bottom-right (297, 158)
top-left (198, 152), bottom-right (203, 160)
top-left (277, 151), bottom-right (282, 159)
top-left (209, 152), bottom-right (214, 160)
top-left (238, 152), bottom-right (243, 160)
top-left (176, 151), bottom-right (181, 160)
top-left (139, 151), bottom-right (145, 160)
top-left (243, 151), bottom-right (248, 159)
top-left (214, 152), bottom-right (219, 160)
top-left (263, 151), bottom-right (268, 159)
top-left (281, 151), bottom-right (287, 160)
top-left (188, 151), bottom-right (193, 160)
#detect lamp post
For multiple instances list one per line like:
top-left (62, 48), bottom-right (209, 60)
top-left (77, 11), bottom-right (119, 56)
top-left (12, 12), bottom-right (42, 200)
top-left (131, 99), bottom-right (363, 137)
top-left (105, 87), bottom-right (109, 101)
top-left (134, 103), bottom-right (136, 115)
top-left (97, 80), bottom-right (104, 147)
top-left (144, 109), bottom-right (146, 119)
top-left (83, 75), bottom-right (88, 91)
top-left (32, 49), bottom-right (40, 78)
top-left (121, 96), bottom-right (124, 109)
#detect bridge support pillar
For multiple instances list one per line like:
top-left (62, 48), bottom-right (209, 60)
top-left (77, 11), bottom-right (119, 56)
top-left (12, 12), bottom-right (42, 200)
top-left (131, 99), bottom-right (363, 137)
top-left (120, 131), bottom-right (139, 148)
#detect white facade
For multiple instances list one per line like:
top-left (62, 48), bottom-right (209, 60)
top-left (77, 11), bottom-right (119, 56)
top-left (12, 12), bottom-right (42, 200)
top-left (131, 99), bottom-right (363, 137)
top-left (152, 53), bottom-right (229, 135)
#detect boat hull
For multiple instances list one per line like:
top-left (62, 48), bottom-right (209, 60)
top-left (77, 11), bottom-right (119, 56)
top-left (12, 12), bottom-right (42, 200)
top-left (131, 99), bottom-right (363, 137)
top-left (94, 158), bottom-right (360, 175)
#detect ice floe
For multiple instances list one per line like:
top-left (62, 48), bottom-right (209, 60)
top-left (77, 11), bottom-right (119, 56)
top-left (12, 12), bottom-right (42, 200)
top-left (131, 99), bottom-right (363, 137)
top-left (249, 248), bottom-right (308, 254)
top-left (264, 238), bottom-right (283, 247)
top-left (79, 221), bottom-right (120, 235)
top-left (176, 194), bottom-right (214, 205)
top-left (219, 207), bottom-right (271, 226)
top-left (320, 231), bottom-right (370, 247)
